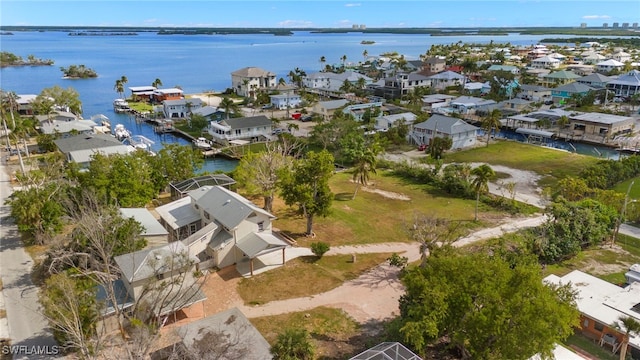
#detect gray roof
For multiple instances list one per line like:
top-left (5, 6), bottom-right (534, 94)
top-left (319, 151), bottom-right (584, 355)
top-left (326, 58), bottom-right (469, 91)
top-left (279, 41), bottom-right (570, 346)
top-left (68, 146), bottom-right (132, 164)
top-left (218, 115), bottom-right (271, 130)
top-left (318, 99), bottom-right (349, 110)
top-left (189, 186), bottom-right (274, 230)
top-left (231, 67), bottom-right (275, 77)
top-left (163, 98), bottom-right (203, 106)
top-left (155, 196), bottom-right (201, 230)
top-left (41, 119), bottom-right (97, 134)
top-left (114, 241), bottom-right (195, 283)
top-left (379, 112), bottom-right (418, 124)
top-left (350, 342), bottom-right (422, 360)
top-left (191, 105), bottom-right (219, 117)
top-left (578, 73), bottom-right (614, 84)
top-left (181, 221), bottom-right (219, 247)
top-left (427, 70), bottom-right (465, 80)
top-left (119, 208), bottom-right (169, 237)
top-left (54, 133), bottom-right (123, 153)
top-left (236, 232), bottom-right (288, 258)
top-left (175, 308), bottom-right (272, 360)
top-left (414, 114), bottom-right (479, 135)
top-left (519, 84), bottom-right (550, 92)
top-left (570, 112), bottom-right (633, 125)
top-left (608, 70), bottom-right (640, 86)
top-left (544, 70), bottom-right (581, 80)
top-left (553, 82), bottom-right (594, 93)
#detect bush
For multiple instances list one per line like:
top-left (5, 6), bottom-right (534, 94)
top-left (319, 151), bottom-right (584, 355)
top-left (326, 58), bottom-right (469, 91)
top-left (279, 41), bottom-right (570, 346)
top-left (310, 242), bottom-right (330, 258)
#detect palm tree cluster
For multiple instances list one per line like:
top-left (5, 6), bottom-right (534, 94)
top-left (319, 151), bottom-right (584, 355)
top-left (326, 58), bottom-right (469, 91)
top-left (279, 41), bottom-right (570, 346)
top-left (113, 75), bottom-right (128, 99)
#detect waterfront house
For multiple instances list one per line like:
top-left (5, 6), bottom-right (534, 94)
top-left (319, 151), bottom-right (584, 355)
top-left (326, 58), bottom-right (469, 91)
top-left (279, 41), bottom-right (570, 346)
top-left (421, 94), bottom-right (455, 113)
top-left (113, 241), bottom-right (206, 319)
top-left (53, 133), bottom-right (132, 168)
top-left (15, 94), bottom-right (37, 115)
top-left (576, 73), bottom-right (614, 89)
top-left (543, 70), bottom-right (581, 86)
top-left (607, 70), bottom-right (640, 97)
top-left (163, 98), bottom-right (203, 118)
top-left (311, 99), bottom-right (349, 119)
top-left (438, 96), bottom-right (496, 116)
top-left (40, 118), bottom-right (99, 137)
top-left (410, 114), bottom-right (479, 150)
top-left (231, 67), bottom-right (276, 97)
top-left (595, 59), bottom-right (625, 74)
top-left (544, 270), bottom-right (640, 358)
top-left (517, 84), bottom-right (552, 102)
top-left (375, 112), bottom-right (418, 132)
top-left (129, 86), bottom-right (156, 101)
top-left (119, 208), bottom-right (169, 248)
top-left (551, 82), bottom-right (594, 104)
top-left (207, 115), bottom-right (272, 145)
top-left (530, 55), bottom-right (561, 69)
top-left (304, 71), bottom-right (372, 96)
top-left (191, 106), bottom-right (226, 122)
top-left (426, 70), bottom-right (466, 91)
top-left (568, 112), bottom-right (634, 141)
top-left (269, 93), bottom-right (302, 110)
top-left (154, 185), bottom-right (290, 275)
top-left (154, 88), bottom-right (184, 102)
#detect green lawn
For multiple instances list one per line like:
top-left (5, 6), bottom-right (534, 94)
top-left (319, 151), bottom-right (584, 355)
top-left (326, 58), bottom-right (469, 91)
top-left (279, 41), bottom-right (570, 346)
top-left (613, 177), bottom-right (640, 199)
top-left (563, 333), bottom-right (618, 360)
top-left (444, 141), bottom-right (599, 188)
top-left (272, 170), bottom-right (505, 247)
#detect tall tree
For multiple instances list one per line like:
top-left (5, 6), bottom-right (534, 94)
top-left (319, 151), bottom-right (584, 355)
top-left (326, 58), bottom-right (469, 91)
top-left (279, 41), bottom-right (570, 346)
top-left (38, 85), bottom-right (83, 115)
top-left (319, 56), bottom-right (326, 71)
top-left (114, 79), bottom-right (124, 99)
top-left (342, 133), bottom-right (382, 199)
top-left (616, 316), bottom-right (640, 360)
top-left (219, 97), bottom-right (239, 120)
top-left (481, 108), bottom-right (502, 147)
top-left (151, 78), bottom-right (163, 89)
top-left (399, 250), bottom-right (579, 359)
top-left (471, 164), bottom-right (495, 221)
top-left (278, 150), bottom-right (334, 236)
top-left (341, 54), bottom-right (347, 68)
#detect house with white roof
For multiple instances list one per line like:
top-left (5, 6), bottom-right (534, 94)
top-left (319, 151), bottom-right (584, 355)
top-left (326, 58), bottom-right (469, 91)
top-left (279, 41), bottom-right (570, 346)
top-left (269, 93), bottom-right (302, 110)
top-left (303, 71), bottom-right (372, 94)
top-left (582, 52), bottom-right (607, 65)
top-left (438, 96), bottom-right (497, 116)
top-left (530, 55), bottom-right (561, 69)
top-left (231, 67), bottom-right (276, 97)
top-left (596, 59), bottom-right (625, 74)
top-left (163, 98), bottom-right (203, 118)
top-left (207, 115), bottom-right (272, 145)
top-left (154, 185), bottom-right (290, 276)
top-left (15, 94), bottom-right (37, 115)
top-left (410, 114), bottom-right (479, 149)
top-left (375, 112), bottom-right (417, 132)
top-left (426, 70), bottom-right (466, 90)
top-left (421, 94), bottom-right (455, 112)
top-left (611, 50), bottom-right (632, 63)
top-left (119, 208), bottom-right (169, 247)
top-left (53, 133), bottom-right (133, 168)
top-left (544, 270), bottom-right (640, 358)
top-left (607, 70), bottom-right (640, 97)
top-left (568, 112), bottom-right (634, 140)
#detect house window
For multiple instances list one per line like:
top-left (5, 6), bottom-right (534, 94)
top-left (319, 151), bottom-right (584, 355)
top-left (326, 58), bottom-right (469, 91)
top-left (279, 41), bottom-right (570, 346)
top-left (583, 319), bottom-right (589, 328)
top-left (189, 223), bottom-right (198, 235)
top-left (594, 322), bottom-right (604, 332)
top-left (204, 212), bottom-right (210, 220)
top-left (194, 204), bottom-right (199, 210)
top-left (235, 129), bottom-right (241, 135)
top-left (258, 221), bottom-right (265, 231)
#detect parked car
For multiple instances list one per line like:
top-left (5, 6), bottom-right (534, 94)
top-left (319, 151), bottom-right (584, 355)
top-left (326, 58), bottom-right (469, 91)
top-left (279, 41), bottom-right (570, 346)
top-left (418, 144), bottom-right (427, 151)
top-left (300, 115), bottom-right (313, 122)
top-left (272, 128), bottom-right (286, 135)
top-left (291, 112), bottom-right (302, 120)
top-left (262, 104), bottom-right (273, 110)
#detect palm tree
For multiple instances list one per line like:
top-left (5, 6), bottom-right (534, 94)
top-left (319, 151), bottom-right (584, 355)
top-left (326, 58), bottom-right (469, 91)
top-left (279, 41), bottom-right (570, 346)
top-left (481, 108), bottom-right (502, 147)
top-left (151, 78), bottom-right (163, 89)
top-left (271, 328), bottom-right (315, 360)
top-left (616, 316), bottom-right (640, 360)
top-left (341, 54), bottom-right (347, 68)
top-left (114, 79), bottom-right (124, 99)
top-left (351, 149), bottom-right (377, 199)
top-left (287, 122), bottom-right (299, 135)
top-left (362, 49), bottom-right (368, 63)
top-left (319, 56), bottom-right (326, 72)
top-left (219, 97), bottom-right (238, 120)
top-left (471, 164), bottom-right (495, 221)
top-left (556, 115), bottom-right (569, 136)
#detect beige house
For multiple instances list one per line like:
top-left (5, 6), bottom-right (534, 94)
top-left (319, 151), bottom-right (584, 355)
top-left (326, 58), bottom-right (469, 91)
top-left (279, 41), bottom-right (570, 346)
top-left (231, 67), bottom-right (276, 97)
top-left (312, 99), bottom-right (349, 119)
top-left (569, 112), bottom-right (634, 141)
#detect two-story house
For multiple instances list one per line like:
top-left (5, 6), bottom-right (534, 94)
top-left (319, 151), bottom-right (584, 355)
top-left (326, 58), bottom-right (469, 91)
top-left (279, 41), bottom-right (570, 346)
top-left (207, 115), bottom-right (272, 145)
top-left (595, 59), bottom-right (625, 74)
top-left (154, 88), bottom-right (184, 102)
top-left (410, 114), bottom-right (479, 150)
top-left (162, 98), bottom-right (203, 118)
top-left (426, 71), bottom-right (466, 91)
top-left (231, 67), bottom-right (276, 97)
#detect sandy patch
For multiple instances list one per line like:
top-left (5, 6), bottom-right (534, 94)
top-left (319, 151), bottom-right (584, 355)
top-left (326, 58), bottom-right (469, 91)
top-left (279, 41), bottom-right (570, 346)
top-left (188, 93), bottom-right (223, 107)
top-left (361, 187), bottom-right (411, 201)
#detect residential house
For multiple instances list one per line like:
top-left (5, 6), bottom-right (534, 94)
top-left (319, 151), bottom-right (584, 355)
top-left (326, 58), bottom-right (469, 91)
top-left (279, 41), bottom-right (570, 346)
top-left (581, 52), bottom-right (607, 65)
top-left (405, 60), bottom-right (425, 72)
top-left (15, 94), bottom-right (37, 115)
top-left (422, 57), bottom-right (446, 74)
top-left (463, 82), bottom-right (485, 95)
top-left (410, 114), bottom-right (479, 149)
top-left (375, 112), bottom-right (417, 132)
top-left (611, 50), bottom-right (632, 63)
top-left (421, 94), bottom-right (455, 113)
top-left (426, 70), bottom-right (466, 91)
top-left (373, 72), bottom-right (430, 99)
top-left (607, 70), bottom-right (640, 97)
top-left (207, 115), bottom-right (272, 145)
top-left (191, 106), bottom-right (226, 122)
top-left (119, 208), bottom-right (169, 248)
top-left (154, 88), bottom-right (184, 102)
top-left (499, 98), bottom-right (533, 113)
top-left (544, 270), bottom-right (640, 358)
top-left (566, 64), bottom-right (595, 76)
top-left (568, 112), bottom-right (634, 141)
top-left (163, 98), bottom-right (203, 118)
top-left (154, 185), bottom-right (289, 275)
top-left (311, 99), bottom-right (349, 119)
top-left (303, 71), bottom-right (372, 96)
top-left (342, 102), bottom-right (384, 121)
top-left (551, 82), bottom-right (594, 104)
top-left (517, 84), bottom-right (552, 102)
top-left (438, 96), bottom-right (496, 116)
top-left (269, 93), bottom-right (302, 110)
top-left (530, 55), bottom-right (561, 69)
top-left (113, 241), bottom-right (206, 319)
top-left (151, 308), bottom-right (272, 360)
top-left (543, 70), bottom-right (581, 86)
top-left (40, 118), bottom-right (99, 137)
top-left (231, 67), bottom-right (276, 97)
top-left (576, 73), bottom-right (614, 89)
top-left (596, 59), bottom-right (625, 74)
top-left (129, 86), bottom-right (156, 101)
top-left (53, 133), bottom-right (132, 168)
top-left (350, 342), bottom-right (422, 360)
top-left (487, 64), bottom-right (520, 74)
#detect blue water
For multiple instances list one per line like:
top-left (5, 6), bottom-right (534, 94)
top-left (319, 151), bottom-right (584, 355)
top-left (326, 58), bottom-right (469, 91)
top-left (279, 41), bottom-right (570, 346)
top-left (0, 30), bottom-right (619, 171)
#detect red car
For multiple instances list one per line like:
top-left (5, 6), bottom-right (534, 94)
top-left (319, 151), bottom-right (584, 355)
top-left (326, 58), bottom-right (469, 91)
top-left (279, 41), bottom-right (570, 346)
top-left (291, 112), bottom-right (302, 120)
top-left (418, 144), bottom-right (427, 151)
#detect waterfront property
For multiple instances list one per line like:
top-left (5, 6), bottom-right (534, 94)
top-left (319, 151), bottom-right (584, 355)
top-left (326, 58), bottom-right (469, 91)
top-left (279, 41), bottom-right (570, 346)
top-left (269, 93), bottom-right (302, 110)
top-left (231, 67), bottom-right (276, 97)
top-left (567, 112), bottom-right (634, 142)
top-left (162, 98), bottom-right (204, 118)
top-left (410, 114), bottom-right (479, 149)
top-left (53, 133), bottom-right (132, 167)
top-left (154, 88), bottom-right (184, 102)
top-left (607, 70), bottom-right (640, 98)
top-left (207, 115), bottom-right (272, 144)
top-left (551, 82), bottom-right (594, 104)
top-left (129, 86), bottom-right (156, 101)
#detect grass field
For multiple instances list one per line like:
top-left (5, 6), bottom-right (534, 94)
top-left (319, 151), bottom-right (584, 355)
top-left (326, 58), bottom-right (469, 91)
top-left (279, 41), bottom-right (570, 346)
top-left (237, 253), bottom-right (393, 305)
top-left (444, 141), bottom-right (599, 188)
top-left (271, 170), bottom-right (504, 247)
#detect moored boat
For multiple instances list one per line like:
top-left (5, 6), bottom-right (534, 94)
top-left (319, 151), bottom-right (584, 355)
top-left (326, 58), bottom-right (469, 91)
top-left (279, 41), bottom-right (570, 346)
top-left (113, 98), bottom-right (131, 113)
top-left (114, 123), bottom-right (131, 140)
top-left (193, 137), bottom-right (212, 149)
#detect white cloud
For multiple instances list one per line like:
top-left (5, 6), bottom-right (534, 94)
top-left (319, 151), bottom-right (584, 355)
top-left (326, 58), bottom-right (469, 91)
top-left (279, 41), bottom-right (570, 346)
top-left (344, 3), bottom-right (361, 7)
top-left (582, 15), bottom-right (611, 19)
top-left (277, 19), bottom-right (314, 28)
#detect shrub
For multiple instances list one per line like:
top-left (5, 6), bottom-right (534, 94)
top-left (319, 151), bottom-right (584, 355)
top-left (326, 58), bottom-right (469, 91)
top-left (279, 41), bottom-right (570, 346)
top-left (310, 242), bottom-right (330, 258)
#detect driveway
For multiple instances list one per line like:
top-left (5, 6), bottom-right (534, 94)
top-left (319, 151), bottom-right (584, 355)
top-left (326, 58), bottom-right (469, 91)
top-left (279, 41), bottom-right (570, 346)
top-left (0, 160), bottom-right (59, 359)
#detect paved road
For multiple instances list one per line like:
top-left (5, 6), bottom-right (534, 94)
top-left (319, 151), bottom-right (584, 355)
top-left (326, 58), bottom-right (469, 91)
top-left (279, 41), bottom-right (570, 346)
top-left (0, 161), bottom-right (59, 359)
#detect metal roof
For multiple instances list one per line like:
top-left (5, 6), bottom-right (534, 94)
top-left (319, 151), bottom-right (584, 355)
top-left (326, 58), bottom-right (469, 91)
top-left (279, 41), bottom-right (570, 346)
top-left (218, 115), bottom-right (272, 130)
top-left (516, 128), bottom-right (555, 138)
top-left (414, 114), bottom-right (479, 135)
top-left (114, 241), bottom-right (196, 283)
top-left (236, 232), bottom-right (288, 258)
top-left (119, 208), bottom-right (169, 236)
top-left (350, 342), bottom-right (422, 360)
top-left (54, 133), bottom-right (123, 153)
top-left (190, 186), bottom-right (274, 230)
top-left (154, 196), bottom-right (201, 230)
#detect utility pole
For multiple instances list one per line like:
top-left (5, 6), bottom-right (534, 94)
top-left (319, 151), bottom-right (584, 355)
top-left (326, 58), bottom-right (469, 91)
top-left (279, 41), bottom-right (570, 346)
top-left (613, 180), bottom-right (635, 246)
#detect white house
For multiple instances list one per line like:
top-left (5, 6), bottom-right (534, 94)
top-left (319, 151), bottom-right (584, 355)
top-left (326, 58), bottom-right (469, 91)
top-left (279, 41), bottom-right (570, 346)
top-left (269, 93), bottom-right (302, 110)
top-left (208, 115), bottom-right (272, 144)
top-left (530, 55), bottom-right (561, 69)
top-left (410, 114), bottom-right (479, 150)
top-left (611, 50), bottom-right (632, 63)
top-left (231, 67), bottom-right (276, 97)
top-left (303, 71), bottom-right (372, 93)
top-left (596, 59), bottom-right (625, 73)
top-left (426, 70), bottom-right (466, 90)
top-left (375, 112), bottom-right (417, 132)
top-left (162, 98), bottom-right (204, 118)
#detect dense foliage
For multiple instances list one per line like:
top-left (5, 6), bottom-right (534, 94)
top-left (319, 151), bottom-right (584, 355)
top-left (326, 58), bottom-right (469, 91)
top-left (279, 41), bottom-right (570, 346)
top-left (580, 156), bottom-right (640, 190)
top-left (60, 64), bottom-right (98, 78)
top-left (0, 51), bottom-right (54, 66)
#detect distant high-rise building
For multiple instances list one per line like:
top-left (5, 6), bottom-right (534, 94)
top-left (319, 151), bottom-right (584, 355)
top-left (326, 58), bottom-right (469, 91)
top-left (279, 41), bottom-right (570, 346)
top-left (603, 23), bottom-right (608, 28)
top-left (352, 24), bottom-right (359, 29)
top-left (633, 23), bottom-right (639, 29)
top-left (580, 23), bottom-right (587, 28)
top-left (623, 23), bottom-right (630, 28)
top-left (613, 22), bottom-right (620, 28)
top-left (359, 24), bottom-right (366, 30)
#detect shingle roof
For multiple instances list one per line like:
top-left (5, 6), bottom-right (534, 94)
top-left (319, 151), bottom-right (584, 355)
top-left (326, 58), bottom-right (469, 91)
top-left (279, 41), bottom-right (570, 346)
top-left (231, 67), bottom-right (275, 77)
top-left (217, 115), bottom-right (271, 130)
top-left (114, 241), bottom-right (195, 283)
top-left (414, 114), bottom-right (479, 135)
top-left (608, 70), bottom-right (640, 86)
top-left (54, 133), bottom-right (124, 153)
top-left (553, 82), bottom-right (594, 93)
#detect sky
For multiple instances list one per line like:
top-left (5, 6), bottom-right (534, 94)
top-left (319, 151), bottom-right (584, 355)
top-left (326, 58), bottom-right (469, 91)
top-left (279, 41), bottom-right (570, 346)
top-left (1, 0), bottom-right (639, 28)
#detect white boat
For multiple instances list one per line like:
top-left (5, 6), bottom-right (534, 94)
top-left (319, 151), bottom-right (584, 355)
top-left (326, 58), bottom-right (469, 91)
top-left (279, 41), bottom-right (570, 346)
top-left (114, 124), bottom-right (131, 140)
top-left (193, 137), bottom-right (212, 149)
top-left (113, 98), bottom-right (131, 113)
